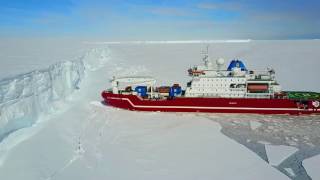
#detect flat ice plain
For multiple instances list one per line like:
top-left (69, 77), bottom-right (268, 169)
top-left (0, 39), bottom-right (320, 180)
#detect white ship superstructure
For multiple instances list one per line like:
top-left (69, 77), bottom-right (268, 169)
top-left (185, 48), bottom-right (282, 98)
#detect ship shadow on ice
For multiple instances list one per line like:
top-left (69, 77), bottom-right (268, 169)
top-left (202, 114), bottom-right (320, 180)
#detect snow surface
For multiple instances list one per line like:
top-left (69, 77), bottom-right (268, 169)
top-left (0, 38), bottom-right (102, 79)
top-left (304, 155), bottom-right (320, 179)
top-left (0, 40), bottom-right (320, 180)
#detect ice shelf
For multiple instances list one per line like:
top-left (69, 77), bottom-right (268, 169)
top-left (0, 48), bottom-right (110, 141)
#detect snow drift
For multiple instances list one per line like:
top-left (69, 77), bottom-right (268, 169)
top-left (0, 48), bottom-right (110, 141)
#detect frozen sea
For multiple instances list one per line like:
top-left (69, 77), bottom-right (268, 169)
top-left (0, 39), bottom-right (320, 180)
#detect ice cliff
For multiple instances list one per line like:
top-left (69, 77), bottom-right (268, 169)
top-left (0, 48), bottom-right (110, 141)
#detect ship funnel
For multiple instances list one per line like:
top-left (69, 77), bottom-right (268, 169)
top-left (227, 60), bottom-right (247, 71)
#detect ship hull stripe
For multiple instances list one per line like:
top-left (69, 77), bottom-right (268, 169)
top-left (107, 97), bottom-right (313, 112)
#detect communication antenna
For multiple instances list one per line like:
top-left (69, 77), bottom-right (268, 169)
top-left (201, 44), bottom-right (210, 65)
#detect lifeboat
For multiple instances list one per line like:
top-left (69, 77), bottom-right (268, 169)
top-left (247, 84), bottom-right (269, 92)
top-left (188, 68), bottom-right (205, 76)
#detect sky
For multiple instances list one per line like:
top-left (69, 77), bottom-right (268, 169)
top-left (0, 0), bottom-right (319, 40)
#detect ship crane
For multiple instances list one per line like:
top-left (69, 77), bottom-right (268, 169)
top-left (111, 76), bottom-right (156, 95)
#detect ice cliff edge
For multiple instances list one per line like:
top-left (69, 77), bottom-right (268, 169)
top-left (0, 48), bottom-right (110, 141)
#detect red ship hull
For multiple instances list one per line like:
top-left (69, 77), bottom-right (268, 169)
top-left (101, 91), bottom-right (320, 115)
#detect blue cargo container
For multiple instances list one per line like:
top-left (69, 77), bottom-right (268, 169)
top-left (135, 86), bottom-right (147, 97)
top-left (169, 86), bottom-right (182, 97)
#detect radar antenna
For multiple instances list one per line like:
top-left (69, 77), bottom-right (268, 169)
top-left (201, 45), bottom-right (210, 66)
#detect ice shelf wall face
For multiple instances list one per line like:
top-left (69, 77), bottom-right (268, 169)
top-left (0, 60), bottom-right (85, 141)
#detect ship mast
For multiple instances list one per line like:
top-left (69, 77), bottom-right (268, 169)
top-left (201, 45), bottom-right (209, 66)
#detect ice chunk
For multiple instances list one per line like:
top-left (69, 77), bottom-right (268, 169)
top-left (265, 145), bottom-right (298, 166)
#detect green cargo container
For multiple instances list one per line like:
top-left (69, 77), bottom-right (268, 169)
top-left (285, 91), bottom-right (320, 100)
